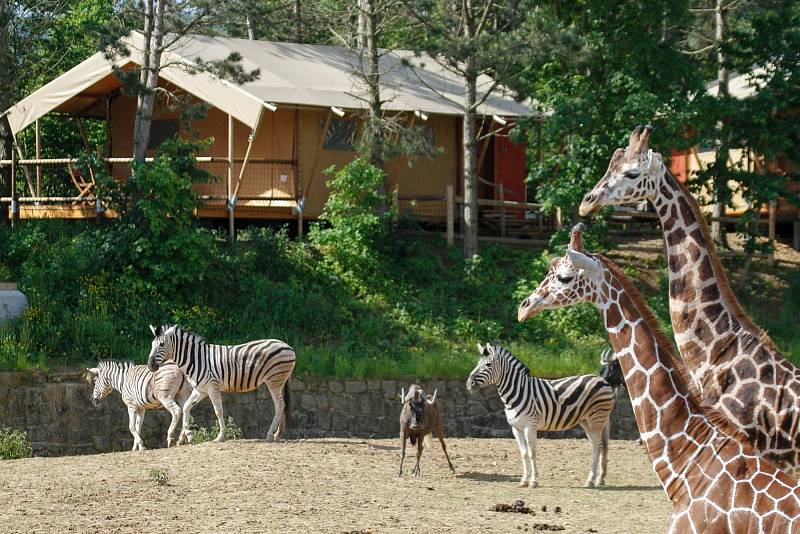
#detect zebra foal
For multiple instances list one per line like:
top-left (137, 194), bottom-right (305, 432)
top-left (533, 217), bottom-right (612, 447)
top-left (466, 343), bottom-right (614, 488)
top-left (85, 360), bottom-right (192, 450)
top-left (147, 324), bottom-right (296, 442)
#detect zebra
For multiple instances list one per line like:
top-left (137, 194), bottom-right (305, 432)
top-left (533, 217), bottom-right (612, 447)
top-left (466, 343), bottom-right (614, 488)
top-left (147, 324), bottom-right (296, 443)
top-left (85, 360), bottom-right (193, 450)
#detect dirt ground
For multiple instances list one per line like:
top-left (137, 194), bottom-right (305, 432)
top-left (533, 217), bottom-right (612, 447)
top-left (0, 438), bottom-right (671, 533)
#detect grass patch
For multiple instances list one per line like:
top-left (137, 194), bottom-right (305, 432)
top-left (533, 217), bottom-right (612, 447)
top-left (0, 428), bottom-right (33, 460)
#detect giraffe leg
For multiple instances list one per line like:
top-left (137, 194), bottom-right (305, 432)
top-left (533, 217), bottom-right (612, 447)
top-left (524, 426), bottom-right (539, 488)
top-left (511, 427), bottom-right (529, 487)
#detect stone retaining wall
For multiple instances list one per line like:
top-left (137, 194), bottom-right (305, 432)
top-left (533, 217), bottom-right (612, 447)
top-left (0, 371), bottom-right (638, 456)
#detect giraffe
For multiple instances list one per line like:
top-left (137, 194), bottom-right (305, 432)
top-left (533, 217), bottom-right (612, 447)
top-left (517, 225), bottom-right (800, 533)
top-left (578, 125), bottom-right (800, 478)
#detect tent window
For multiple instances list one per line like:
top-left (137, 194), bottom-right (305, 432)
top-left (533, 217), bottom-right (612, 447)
top-left (322, 118), bottom-right (357, 151)
top-left (148, 119), bottom-right (181, 149)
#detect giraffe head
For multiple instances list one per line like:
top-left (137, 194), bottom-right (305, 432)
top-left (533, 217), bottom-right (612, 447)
top-left (517, 223), bottom-right (607, 321)
top-left (579, 125), bottom-right (663, 216)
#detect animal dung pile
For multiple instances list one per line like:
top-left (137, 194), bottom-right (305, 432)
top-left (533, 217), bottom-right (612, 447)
top-left (489, 501), bottom-right (566, 531)
top-left (490, 499), bottom-right (535, 514)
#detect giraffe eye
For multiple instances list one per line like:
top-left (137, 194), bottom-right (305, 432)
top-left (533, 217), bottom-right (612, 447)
top-left (556, 274), bottom-right (575, 284)
top-left (624, 170), bottom-right (641, 179)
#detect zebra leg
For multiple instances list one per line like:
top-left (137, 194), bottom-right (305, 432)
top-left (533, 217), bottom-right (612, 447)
top-left (265, 383), bottom-right (287, 442)
top-left (599, 422), bottom-right (610, 486)
top-left (524, 426), bottom-right (539, 488)
top-left (181, 388), bottom-right (208, 444)
top-left (511, 427), bottom-right (529, 487)
top-left (127, 406), bottom-right (140, 451)
top-left (207, 387), bottom-right (227, 442)
top-left (581, 421), bottom-right (603, 488)
top-left (135, 409), bottom-right (148, 451)
top-left (159, 396), bottom-right (182, 447)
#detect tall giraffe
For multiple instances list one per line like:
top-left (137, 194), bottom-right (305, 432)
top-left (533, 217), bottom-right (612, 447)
top-left (517, 225), bottom-right (800, 533)
top-left (579, 125), bottom-right (800, 477)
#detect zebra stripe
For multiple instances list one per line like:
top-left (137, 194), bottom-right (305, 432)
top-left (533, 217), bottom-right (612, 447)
top-left (147, 324), bottom-right (296, 442)
top-left (466, 343), bottom-right (614, 488)
top-left (88, 360), bottom-right (192, 450)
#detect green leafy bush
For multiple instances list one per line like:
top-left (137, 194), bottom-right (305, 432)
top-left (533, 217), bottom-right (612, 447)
top-left (191, 416), bottom-right (244, 444)
top-left (309, 158), bottom-right (395, 277)
top-left (0, 428), bottom-right (33, 460)
top-left (148, 468), bottom-right (170, 486)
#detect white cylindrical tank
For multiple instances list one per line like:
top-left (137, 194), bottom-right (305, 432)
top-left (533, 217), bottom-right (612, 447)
top-left (0, 283), bottom-right (28, 323)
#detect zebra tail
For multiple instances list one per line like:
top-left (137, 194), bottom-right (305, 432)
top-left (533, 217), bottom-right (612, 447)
top-left (283, 380), bottom-right (291, 430)
top-left (423, 433), bottom-right (433, 449)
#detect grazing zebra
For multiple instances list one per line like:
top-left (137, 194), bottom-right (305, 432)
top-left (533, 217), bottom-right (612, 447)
top-left (85, 360), bottom-right (193, 450)
top-left (466, 343), bottom-right (614, 488)
top-left (147, 324), bottom-right (296, 442)
top-left (599, 347), bottom-right (624, 389)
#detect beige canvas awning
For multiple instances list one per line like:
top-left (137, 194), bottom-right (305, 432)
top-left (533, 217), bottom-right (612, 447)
top-left (4, 32), bottom-right (534, 136)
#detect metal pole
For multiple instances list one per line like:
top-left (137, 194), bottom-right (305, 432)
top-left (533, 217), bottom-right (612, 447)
top-left (227, 113), bottom-right (234, 242)
top-left (446, 184), bottom-right (454, 246)
top-left (10, 149), bottom-right (18, 226)
top-left (35, 119), bottom-right (41, 196)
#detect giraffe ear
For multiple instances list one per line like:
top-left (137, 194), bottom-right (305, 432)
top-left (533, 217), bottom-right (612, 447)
top-left (566, 249), bottom-right (602, 279)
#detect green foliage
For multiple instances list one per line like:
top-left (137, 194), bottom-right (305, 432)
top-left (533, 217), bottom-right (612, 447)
top-left (0, 428), bottom-right (33, 460)
top-left (148, 468), bottom-right (170, 486)
top-left (191, 416), bottom-right (244, 444)
top-left (309, 158), bottom-right (395, 276)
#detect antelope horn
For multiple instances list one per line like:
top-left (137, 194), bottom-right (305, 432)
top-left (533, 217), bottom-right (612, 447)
top-left (427, 389), bottom-right (438, 404)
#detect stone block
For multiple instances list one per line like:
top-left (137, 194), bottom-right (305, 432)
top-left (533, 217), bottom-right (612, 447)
top-left (290, 377), bottom-right (305, 391)
top-left (329, 381), bottom-right (343, 394)
top-left (344, 381), bottom-right (367, 394)
top-left (366, 379), bottom-right (381, 391)
top-left (381, 380), bottom-right (398, 398)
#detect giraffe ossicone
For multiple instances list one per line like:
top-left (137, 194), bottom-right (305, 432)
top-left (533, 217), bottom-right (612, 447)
top-left (518, 227), bottom-right (800, 532)
top-left (578, 126), bottom-right (800, 478)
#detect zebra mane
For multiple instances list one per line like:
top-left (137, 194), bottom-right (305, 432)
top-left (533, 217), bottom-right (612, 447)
top-left (170, 325), bottom-right (207, 345)
top-left (491, 345), bottom-right (532, 376)
top-left (97, 360), bottom-right (135, 369)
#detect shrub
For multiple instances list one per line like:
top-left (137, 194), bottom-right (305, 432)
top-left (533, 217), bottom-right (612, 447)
top-left (191, 416), bottom-right (244, 444)
top-left (309, 158), bottom-right (395, 277)
top-left (0, 428), bottom-right (33, 460)
top-left (148, 468), bottom-right (170, 486)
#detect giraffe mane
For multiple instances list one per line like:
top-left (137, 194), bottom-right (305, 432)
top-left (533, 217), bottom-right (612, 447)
top-left (595, 253), bottom-right (751, 445)
top-left (664, 169), bottom-right (780, 355)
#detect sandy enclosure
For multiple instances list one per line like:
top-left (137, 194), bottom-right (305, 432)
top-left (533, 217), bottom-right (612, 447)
top-left (0, 438), bottom-right (671, 533)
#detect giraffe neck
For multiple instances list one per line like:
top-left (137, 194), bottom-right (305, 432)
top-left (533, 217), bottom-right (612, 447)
top-left (650, 167), bottom-right (757, 369)
top-left (596, 276), bottom-right (713, 491)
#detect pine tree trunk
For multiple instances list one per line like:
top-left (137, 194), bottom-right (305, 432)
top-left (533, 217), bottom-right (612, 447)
top-left (293, 0), bottom-right (302, 42)
top-left (364, 0), bottom-right (382, 169)
top-left (246, 14), bottom-right (255, 40)
top-left (0, 0), bottom-right (13, 223)
top-left (132, 0), bottom-right (167, 165)
top-left (711, 0), bottom-right (729, 247)
top-left (357, 0), bottom-right (367, 50)
top-left (462, 61), bottom-right (479, 258)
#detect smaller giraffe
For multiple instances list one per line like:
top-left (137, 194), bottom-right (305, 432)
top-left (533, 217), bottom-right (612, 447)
top-left (517, 225), bottom-right (800, 533)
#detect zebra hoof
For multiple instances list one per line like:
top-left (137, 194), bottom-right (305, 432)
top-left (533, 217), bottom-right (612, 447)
top-left (528, 480), bottom-right (539, 489)
top-left (213, 436), bottom-right (226, 443)
top-left (585, 480), bottom-right (596, 488)
top-left (518, 481), bottom-right (529, 488)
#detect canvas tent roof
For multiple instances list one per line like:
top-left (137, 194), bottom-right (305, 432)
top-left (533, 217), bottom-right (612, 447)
top-left (4, 32), bottom-right (534, 136)
top-left (706, 66), bottom-right (769, 99)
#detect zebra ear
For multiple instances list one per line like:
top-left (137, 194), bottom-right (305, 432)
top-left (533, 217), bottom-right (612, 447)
top-left (149, 324), bottom-right (157, 336)
top-left (477, 342), bottom-right (487, 356)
